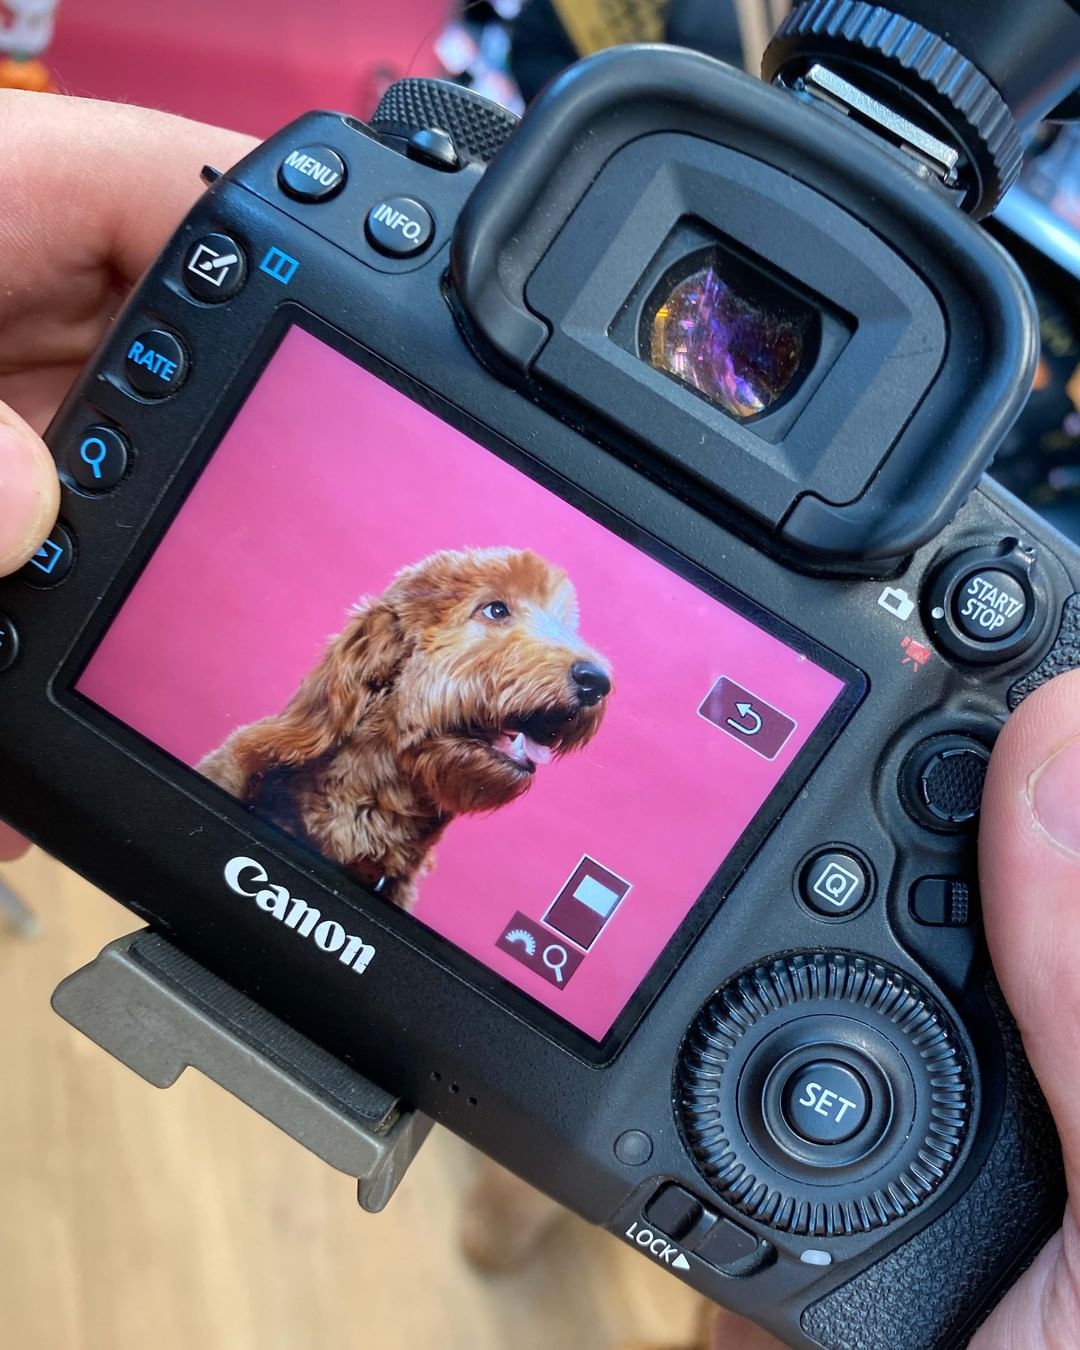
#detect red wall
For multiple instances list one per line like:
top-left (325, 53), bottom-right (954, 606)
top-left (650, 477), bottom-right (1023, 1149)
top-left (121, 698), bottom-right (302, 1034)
top-left (47, 0), bottom-right (446, 135)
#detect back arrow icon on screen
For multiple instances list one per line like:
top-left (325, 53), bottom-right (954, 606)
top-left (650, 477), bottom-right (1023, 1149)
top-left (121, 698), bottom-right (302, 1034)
top-left (726, 702), bottom-right (763, 736)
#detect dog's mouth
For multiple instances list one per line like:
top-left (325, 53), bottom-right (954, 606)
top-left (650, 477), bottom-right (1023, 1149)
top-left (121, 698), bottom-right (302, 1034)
top-left (472, 710), bottom-right (578, 774)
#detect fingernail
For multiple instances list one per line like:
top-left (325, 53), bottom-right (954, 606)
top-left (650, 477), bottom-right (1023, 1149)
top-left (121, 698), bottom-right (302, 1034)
top-left (0, 426), bottom-right (55, 571)
top-left (1028, 738), bottom-right (1080, 857)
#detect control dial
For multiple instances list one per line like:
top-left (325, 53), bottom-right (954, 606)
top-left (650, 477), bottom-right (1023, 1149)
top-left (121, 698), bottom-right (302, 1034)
top-left (677, 953), bottom-right (971, 1237)
top-left (370, 79), bottom-right (519, 167)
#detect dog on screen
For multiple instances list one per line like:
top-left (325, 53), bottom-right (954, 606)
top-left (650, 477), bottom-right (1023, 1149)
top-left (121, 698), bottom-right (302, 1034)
top-left (197, 547), bottom-right (612, 910)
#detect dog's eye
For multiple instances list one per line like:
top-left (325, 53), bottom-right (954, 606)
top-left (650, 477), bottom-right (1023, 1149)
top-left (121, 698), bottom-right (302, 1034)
top-left (479, 601), bottom-right (511, 622)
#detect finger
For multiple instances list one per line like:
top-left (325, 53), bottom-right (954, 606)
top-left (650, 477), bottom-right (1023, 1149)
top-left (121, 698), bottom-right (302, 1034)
top-left (980, 666), bottom-right (1080, 1184)
top-left (709, 1306), bottom-right (787, 1349)
top-left (0, 822), bottom-right (28, 861)
top-left (0, 92), bottom-right (258, 359)
top-left (0, 400), bottom-right (59, 573)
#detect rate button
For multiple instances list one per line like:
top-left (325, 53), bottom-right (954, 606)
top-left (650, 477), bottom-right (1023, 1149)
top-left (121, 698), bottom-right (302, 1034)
top-left (123, 327), bottom-right (189, 398)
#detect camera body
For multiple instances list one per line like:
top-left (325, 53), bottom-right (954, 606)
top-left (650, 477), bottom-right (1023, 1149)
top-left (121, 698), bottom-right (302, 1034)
top-left (2, 44), bottom-right (1078, 1349)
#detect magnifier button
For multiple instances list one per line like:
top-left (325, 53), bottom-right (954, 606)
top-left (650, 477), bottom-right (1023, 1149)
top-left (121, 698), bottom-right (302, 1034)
top-left (66, 425), bottom-right (129, 492)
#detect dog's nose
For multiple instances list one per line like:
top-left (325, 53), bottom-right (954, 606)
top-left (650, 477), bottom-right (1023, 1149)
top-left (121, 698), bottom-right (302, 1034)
top-left (571, 661), bottom-right (611, 706)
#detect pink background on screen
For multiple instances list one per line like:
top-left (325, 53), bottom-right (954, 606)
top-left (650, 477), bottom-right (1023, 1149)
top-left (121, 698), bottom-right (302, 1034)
top-left (78, 328), bottom-right (845, 1039)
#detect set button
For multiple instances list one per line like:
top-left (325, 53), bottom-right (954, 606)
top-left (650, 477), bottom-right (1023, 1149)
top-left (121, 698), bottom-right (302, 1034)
top-left (124, 328), bottom-right (188, 398)
top-left (781, 1060), bottom-right (870, 1145)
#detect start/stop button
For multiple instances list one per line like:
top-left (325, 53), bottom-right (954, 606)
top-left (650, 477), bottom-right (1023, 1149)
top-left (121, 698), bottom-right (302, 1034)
top-left (951, 568), bottom-right (1028, 641)
top-left (927, 539), bottom-right (1045, 664)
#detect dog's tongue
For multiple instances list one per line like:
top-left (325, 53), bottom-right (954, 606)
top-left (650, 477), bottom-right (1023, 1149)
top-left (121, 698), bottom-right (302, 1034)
top-left (494, 731), bottom-right (553, 767)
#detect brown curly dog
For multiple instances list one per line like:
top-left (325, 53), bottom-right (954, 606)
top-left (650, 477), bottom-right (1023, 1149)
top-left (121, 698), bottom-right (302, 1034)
top-left (197, 547), bottom-right (612, 909)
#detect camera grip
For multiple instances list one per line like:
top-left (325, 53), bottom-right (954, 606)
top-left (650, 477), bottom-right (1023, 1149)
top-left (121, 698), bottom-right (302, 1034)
top-left (800, 984), bottom-right (1064, 1350)
top-left (1009, 593), bottom-right (1080, 708)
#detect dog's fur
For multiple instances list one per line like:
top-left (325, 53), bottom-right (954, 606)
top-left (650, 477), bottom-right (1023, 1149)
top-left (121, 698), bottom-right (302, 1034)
top-left (198, 547), bottom-right (611, 909)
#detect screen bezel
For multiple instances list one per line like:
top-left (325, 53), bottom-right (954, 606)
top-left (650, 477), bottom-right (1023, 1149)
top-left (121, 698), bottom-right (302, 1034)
top-left (57, 309), bottom-right (866, 1063)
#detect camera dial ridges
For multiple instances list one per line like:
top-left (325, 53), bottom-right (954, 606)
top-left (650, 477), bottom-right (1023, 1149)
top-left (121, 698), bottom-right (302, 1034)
top-left (369, 79), bottom-right (519, 168)
top-left (677, 952), bottom-right (971, 1238)
top-left (763, 0), bottom-right (1024, 217)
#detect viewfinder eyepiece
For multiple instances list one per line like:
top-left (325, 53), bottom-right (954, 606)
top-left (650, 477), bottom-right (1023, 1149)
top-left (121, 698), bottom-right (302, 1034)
top-left (642, 248), bottom-right (817, 420)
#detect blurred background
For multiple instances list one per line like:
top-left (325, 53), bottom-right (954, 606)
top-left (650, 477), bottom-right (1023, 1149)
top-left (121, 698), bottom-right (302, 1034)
top-left (2, 1), bottom-right (1079, 1347)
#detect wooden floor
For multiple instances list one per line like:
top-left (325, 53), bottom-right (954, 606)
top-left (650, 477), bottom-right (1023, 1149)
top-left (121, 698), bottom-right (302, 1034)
top-left (0, 849), bottom-right (699, 1350)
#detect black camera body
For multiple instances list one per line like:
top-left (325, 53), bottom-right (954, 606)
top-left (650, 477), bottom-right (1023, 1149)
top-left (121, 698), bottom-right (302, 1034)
top-left (3, 41), bottom-right (1079, 1349)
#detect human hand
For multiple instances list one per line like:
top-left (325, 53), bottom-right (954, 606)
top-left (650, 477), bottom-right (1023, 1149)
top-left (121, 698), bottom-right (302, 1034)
top-left (0, 91), bottom-right (256, 859)
top-left (709, 667), bottom-right (1080, 1348)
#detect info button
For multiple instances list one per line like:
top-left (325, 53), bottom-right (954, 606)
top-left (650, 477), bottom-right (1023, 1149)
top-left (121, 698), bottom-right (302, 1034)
top-left (365, 196), bottom-right (434, 258)
top-left (698, 676), bottom-right (796, 760)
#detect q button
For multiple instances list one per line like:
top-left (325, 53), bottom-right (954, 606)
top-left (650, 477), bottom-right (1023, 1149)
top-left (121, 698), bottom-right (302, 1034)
top-left (65, 425), bottom-right (130, 493)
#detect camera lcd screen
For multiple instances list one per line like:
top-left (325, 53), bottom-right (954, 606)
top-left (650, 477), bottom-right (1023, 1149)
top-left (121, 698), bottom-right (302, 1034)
top-left (77, 326), bottom-right (850, 1042)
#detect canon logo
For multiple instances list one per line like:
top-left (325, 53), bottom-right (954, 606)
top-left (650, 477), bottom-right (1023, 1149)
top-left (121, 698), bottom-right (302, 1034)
top-left (224, 856), bottom-right (375, 974)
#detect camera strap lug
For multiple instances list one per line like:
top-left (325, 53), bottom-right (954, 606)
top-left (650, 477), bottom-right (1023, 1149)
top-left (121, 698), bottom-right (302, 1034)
top-left (51, 929), bottom-right (431, 1212)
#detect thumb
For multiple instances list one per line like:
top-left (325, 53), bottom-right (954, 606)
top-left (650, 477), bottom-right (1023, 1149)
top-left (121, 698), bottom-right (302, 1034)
top-left (0, 402), bottom-right (59, 575)
top-left (980, 666), bottom-right (1080, 1180)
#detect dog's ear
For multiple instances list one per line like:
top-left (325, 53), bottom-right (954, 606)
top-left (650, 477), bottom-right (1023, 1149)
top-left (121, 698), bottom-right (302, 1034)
top-left (250, 601), bottom-right (409, 767)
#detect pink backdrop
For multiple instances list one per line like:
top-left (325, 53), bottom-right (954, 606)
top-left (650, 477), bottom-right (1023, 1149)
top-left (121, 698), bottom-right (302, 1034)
top-left (79, 328), bottom-right (845, 1039)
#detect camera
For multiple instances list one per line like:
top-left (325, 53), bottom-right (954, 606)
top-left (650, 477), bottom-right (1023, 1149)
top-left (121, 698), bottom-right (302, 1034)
top-left (4, 2), bottom-right (1080, 1345)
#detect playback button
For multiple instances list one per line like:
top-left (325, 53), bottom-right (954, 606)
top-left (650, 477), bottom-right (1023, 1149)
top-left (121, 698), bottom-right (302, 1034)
top-left (20, 523), bottom-right (74, 589)
top-left (183, 233), bottom-right (247, 302)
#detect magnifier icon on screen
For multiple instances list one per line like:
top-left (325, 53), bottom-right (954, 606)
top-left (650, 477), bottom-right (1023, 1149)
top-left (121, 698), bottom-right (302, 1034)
top-left (79, 436), bottom-right (109, 481)
top-left (543, 943), bottom-right (568, 984)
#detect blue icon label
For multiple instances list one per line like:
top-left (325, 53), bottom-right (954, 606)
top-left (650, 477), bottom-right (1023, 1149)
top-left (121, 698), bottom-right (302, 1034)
top-left (79, 436), bottom-right (109, 480)
top-left (259, 247), bottom-right (299, 285)
top-left (125, 339), bottom-right (178, 382)
top-left (30, 539), bottom-right (64, 575)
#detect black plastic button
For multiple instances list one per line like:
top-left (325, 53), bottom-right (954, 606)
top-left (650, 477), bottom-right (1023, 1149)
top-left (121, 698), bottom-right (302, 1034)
top-left (695, 1217), bottom-right (761, 1270)
top-left (64, 425), bottom-right (129, 492)
top-left (927, 539), bottom-right (1043, 665)
top-left (0, 614), bottom-right (18, 672)
top-left (645, 1185), bottom-right (707, 1241)
top-left (613, 1130), bottom-right (653, 1165)
top-left (365, 196), bottom-right (434, 257)
top-left (278, 145), bottom-right (346, 201)
top-left (911, 877), bottom-right (975, 926)
top-left (951, 568), bottom-right (1028, 641)
top-left (183, 233), bottom-right (247, 302)
top-left (782, 1061), bottom-right (870, 1145)
top-left (407, 127), bottom-right (460, 170)
top-left (20, 523), bottom-right (74, 588)
top-left (902, 735), bottom-right (990, 831)
top-left (800, 849), bottom-right (870, 916)
top-left (123, 328), bottom-right (188, 398)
